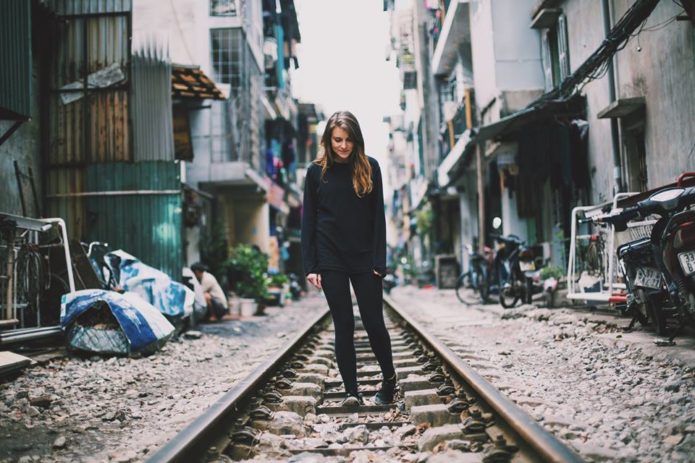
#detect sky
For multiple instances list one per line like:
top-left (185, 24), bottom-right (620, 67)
top-left (290, 0), bottom-right (402, 186)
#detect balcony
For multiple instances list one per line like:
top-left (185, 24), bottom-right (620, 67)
top-left (431, 0), bottom-right (471, 77)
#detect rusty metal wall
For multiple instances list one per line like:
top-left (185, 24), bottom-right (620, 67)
top-left (46, 162), bottom-right (183, 278)
top-left (0, 0), bottom-right (32, 120)
top-left (131, 48), bottom-right (175, 161)
top-left (47, 8), bottom-right (131, 165)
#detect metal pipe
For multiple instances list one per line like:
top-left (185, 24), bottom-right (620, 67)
top-left (476, 144), bottom-right (485, 253)
top-left (602, 0), bottom-right (623, 193)
top-left (146, 308), bottom-right (331, 463)
top-left (42, 218), bottom-right (76, 293)
top-left (0, 326), bottom-right (63, 345)
top-left (385, 296), bottom-right (585, 463)
top-left (46, 190), bottom-right (181, 198)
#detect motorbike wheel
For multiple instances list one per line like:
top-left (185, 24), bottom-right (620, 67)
top-left (478, 266), bottom-right (491, 304)
top-left (499, 281), bottom-right (520, 309)
top-left (646, 293), bottom-right (669, 336)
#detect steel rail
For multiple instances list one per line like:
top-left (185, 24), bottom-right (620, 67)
top-left (384, 295), bottom-right (584, 463)
top-left (146, 308), bottom-right (330, 463)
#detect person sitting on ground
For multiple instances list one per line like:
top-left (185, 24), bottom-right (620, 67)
top-left (191, 262), bottom-right (229, 321)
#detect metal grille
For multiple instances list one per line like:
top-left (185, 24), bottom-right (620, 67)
top-left (210, 27), bottom-right (261, 166)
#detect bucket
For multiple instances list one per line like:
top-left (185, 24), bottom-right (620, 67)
top-left (239, 298), bottom-right (256, 318)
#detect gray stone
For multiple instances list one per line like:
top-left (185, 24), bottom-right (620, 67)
top-left (271, 396), bottom-right (317, 416)
top-left (425, 449), bottom-right (481, 462)
top-left (399, 375), bottom-right (433, 392)
top-left (288, 451), bottom-right (326, 462)
top-left (346, 425), bottom-right (369, 444)
top-left (285, 382), bottom-right (322, 398)
top-left (410, 404), bottom-right (460, 427)
top-left (53, 436), bottom-right (67, 449)
top-left (418, 424), bottom-right (464, 452)
top-left (404, 389), bottom-right (440, 408)
top-left (263, 411), bottom-right (306, 437)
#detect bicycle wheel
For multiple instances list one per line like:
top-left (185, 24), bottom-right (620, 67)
top-left (478, 266), bottom-right (490, 304)
top-left (455, 273), bottom-right (477, 305)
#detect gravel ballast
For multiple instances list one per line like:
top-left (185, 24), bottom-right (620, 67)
top-left (0, 297), bottom-right (326, 463)
top-left (389, 286), bottom-right (695, 462)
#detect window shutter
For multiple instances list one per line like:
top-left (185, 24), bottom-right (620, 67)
top-left (558, 14), bottom-right (570, 81)
top-left (541, 30), bottom-right (554, 92)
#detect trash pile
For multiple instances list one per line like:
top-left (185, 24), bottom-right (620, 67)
top-left (61, 290), bottom-right (175, 356)
top-left (58, 249), bottom-right (198, 357)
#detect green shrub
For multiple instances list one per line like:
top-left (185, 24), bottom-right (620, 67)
top-left (268, 273), bottom-right (289, 287)
top-left (540, 264), bottom-right (565, 281)
top-left (225, 244), bottom-right (269, 300)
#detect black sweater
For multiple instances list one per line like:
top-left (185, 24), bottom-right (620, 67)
top-left (301, 156), bottom-right (386, 276)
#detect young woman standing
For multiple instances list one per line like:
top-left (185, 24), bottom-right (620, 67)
top-left (301, 111), bottom-right (397, 407)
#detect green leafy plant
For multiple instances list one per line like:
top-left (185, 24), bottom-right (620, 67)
top-left (268, 273), bottom-right (289, 287)
top-left (415, 206), bottom-right (433, 236)
top-left (200, 221), bottom-right (228, 282)
top-left (540, 264), bottom-right (565, 281)
top-left (225, 244), bottom-right (269, 300)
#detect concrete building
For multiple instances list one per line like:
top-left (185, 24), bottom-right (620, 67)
top-left (133, 0), bottom-right (308, 278)
top-left (388, 0), bottom-right (694, 279)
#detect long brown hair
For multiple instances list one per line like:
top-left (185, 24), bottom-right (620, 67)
top-left (314, 111), bottom-right (373, 197)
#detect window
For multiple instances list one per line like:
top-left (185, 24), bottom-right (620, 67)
top-left (211, 0), bottom-right (237, 16)
top-left (211, 28), bottom-right (241, 87)
top-left (622, 113), bottom-right (648, 192)
top-left (540, 14), bottom-right (570, 91)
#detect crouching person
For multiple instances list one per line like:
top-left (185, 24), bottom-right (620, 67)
top-left (191, 262), bottom-right (229, 321)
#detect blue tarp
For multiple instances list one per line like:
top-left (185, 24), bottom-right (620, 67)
top-left (61, 289), bottom-right (175, 355)
top-left (107, 250), bottom-right (194, 320)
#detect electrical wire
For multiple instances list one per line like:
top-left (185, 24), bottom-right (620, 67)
top-left (530, 0), bottom-right (662, 108)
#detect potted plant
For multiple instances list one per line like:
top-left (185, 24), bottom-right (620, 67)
top-left (266, 273), bottom-right (290, 307)
top-left (225, 245), bottom-right (269, 317)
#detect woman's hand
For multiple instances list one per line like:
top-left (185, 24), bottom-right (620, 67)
top-left (307, 273), bottom-right (322, 289)
top-left (373, 270), bottom-right (383, 278)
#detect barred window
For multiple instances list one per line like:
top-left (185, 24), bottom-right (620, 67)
top-left (210, 28), bottom-right (242, 88)
top-left (210, 0), bottom-right (237, 16)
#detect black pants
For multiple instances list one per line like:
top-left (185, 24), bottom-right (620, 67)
top-left (321, 270), bottom-right (395, 394)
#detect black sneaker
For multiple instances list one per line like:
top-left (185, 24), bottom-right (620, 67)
top-left (374, 374), bottom-right (398, 405)
top-left (341, 392), bottom-right (364, 408)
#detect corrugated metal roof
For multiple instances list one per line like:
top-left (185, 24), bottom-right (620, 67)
top-left (48, 11), bottom-right (131, 165)
top-left (44, 0), bottom-right (132, 16)
top-left (0, 0), bottom-right (32, 120)
top-left (131, 49), bottom-right (175, 161)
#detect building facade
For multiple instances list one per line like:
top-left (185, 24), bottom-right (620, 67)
top-left (386, 0), bottom-right (694, 279)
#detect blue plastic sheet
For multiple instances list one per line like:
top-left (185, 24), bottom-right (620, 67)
top-left (61, 289), bottom-right (175, 355)
top-left (107, 250), bottom-right (194, 320)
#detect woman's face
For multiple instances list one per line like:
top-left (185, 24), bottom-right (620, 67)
top-left (330, 126), bottom-right (354, 161)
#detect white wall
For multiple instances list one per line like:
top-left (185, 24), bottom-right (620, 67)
top-left (491, 0), bottom-right (544, 92)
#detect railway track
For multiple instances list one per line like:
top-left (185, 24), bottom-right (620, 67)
top-left (146, 296), bottom-right (583, 462)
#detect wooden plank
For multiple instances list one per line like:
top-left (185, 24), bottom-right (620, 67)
top-left (0, 351), bottom-right (32, 376)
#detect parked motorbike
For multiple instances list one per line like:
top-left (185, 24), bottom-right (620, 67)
top-left (600, 175), bottom-right (695, 336)
top-left (493, 233), bottom-right (543, 308)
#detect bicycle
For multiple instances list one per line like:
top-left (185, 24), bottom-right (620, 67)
top-left (455, 243), bottom-right (494, 305)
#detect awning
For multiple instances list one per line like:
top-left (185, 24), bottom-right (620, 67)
top-left (434, 94), bottom-right (585, 186)
top-left (437, 129), bottom-right (474, 187)
top-left (171, 64), bottom-right (226, 100)
top-left (475, 94), bottom-right (585, 144)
